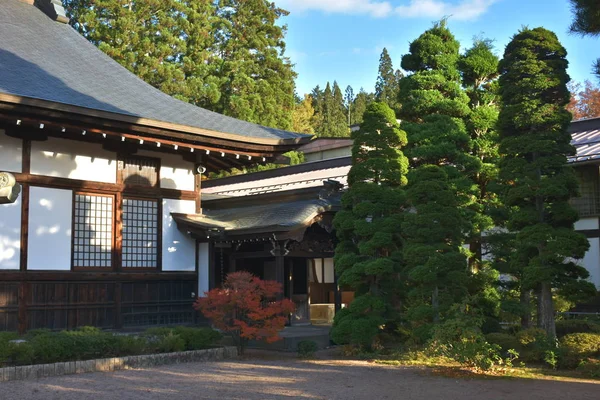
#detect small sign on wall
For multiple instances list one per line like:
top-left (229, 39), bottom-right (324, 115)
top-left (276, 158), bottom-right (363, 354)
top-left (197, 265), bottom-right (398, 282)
top-left (0, 172), bottom-right (20, 204)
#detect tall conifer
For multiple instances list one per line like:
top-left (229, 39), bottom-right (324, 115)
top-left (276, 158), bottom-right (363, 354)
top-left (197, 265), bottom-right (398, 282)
top-left (497, 27), bottom-right (595, 339)
top-left (398, 21), bottom-right (477, 337)
top-left (331, 102), bottom-right (408, 348)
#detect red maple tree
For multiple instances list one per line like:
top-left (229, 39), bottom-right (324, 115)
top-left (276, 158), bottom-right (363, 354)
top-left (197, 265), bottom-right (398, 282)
top-left (568, 80), bottom-right (600, 120)
top-left (194, 271), bottom-right (295, 355)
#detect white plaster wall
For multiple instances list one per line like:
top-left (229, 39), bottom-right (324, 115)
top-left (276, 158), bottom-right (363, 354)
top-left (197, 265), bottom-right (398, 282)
top-left (581, 238), bottom-right (600, 289)
top-left (324, 258), bottom-right (335, 283)
top-left (0, 196), bottom-right (21, 270)
top-left (28, 187), bottom-right (72, 271)
top-left (138, 150), bottom-right (195, 191)
top-left (198, 242), bottom-right (210, 296)
top-left (575, 218), bottom-right (599, 231)
top-left (162, 199), bottom-right (196, 271)
top-left (31, 138), bottom-right (116, 183)
top-left (0, 130), bottom-right (22, 173)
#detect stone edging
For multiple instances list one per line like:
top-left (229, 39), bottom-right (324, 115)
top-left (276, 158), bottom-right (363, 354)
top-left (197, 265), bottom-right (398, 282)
top-left (0, 346), bottom-right (238, 382)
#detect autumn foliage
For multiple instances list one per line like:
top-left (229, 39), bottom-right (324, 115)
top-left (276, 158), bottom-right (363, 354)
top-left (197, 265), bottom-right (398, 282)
top-left (193, 271), bottom-right (295, 354)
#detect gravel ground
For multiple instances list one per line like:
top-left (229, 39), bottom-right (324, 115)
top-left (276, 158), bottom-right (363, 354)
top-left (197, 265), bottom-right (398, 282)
top-left (1, 351), bottom-right (599, 400)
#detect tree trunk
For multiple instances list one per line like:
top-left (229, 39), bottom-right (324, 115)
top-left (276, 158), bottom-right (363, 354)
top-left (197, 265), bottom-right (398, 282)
top-left (520, 288), bottom-right (532, 330)
top-left (469, 237), bottom-right (482, 273)
top-left (537, 282), bottom-right (556, 341)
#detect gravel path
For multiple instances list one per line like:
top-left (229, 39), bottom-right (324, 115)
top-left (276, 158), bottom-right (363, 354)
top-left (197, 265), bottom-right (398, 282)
top-left (1, 352), bottom-right (599, 400)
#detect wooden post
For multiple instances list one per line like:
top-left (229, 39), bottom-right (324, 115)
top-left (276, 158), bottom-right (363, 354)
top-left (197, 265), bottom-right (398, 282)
top-left (114, 282), bottom-right (122, 329)
top-left (275, 254), bottom-right (285, 300)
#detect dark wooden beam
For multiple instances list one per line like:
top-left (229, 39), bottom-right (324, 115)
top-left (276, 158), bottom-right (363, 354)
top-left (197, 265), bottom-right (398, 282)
top-left (0, 271), bottom-right (197, 282)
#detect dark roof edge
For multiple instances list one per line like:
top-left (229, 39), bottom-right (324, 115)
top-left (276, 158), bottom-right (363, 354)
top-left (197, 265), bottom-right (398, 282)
top-left (202, 156), bottom-right (352, 188)
top-left (202, 185), bottom-right (327, 209)
top-left (569, 116), bottom-right (600, 133)
top-left (0, 94), bottom-right (312, 147)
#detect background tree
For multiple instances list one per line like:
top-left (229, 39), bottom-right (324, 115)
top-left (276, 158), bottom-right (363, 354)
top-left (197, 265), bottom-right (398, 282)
top-left (292, 94), bottom-right (316, 134)
top-left (212, 0), bottom-right (296, 129)
top-left (345, 85), bottom-right (355, 126)
top-left (351, 88), bottom-right (374, 126)
top-left (569, 0), bottom-right (600, 79)
top-left (65, 0), bottom-right (296, 130)
top-left (331, 102), bottom-right (408, 348)
top-left (497, 27), bottom-right (595, 340)
top-left (65, 0), bottom-right (192, 96)
top-left (375, 48), bottom-right (401, 114)
top-left (194, 271), bottom-right (295, 355)
top-left (567, 80), bottom-right (600, 119)
top-left (398, 20), bottom-right (478, 339)
top-left (312, 82), bottom-right (350, 137)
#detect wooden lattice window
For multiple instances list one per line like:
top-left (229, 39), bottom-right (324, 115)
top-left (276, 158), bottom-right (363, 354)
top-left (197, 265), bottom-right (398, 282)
top-left (571, 165), bottom-right (600, 217)
top-left (73, 194), bottom-right (114, 269)
top-left (122, 198), bottom-right (159, 268)
top-left (120, 156), bottom-right (159, 187)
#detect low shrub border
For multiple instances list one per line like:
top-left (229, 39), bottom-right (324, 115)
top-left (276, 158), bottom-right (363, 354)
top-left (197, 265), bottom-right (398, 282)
top-left (0, 346), bottom-right (238, 382)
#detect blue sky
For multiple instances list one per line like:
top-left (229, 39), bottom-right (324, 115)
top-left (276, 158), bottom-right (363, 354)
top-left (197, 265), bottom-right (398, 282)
top-left (277, 0), bottom-right (600, 96)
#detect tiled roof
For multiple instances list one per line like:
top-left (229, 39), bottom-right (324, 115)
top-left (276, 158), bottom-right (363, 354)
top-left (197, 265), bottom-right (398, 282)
top-left (0, 0), bottom-right (309, 144)
top-left (569, 118), bottom-right (600, 164)
top-left (202, 157), bottom-right (351, 197)
top-left (173, 198), bottom-right (337, 235)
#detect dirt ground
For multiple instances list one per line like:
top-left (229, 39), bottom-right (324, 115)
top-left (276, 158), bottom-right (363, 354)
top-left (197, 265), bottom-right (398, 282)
top-left (1, 350), bottom-right (599, 400)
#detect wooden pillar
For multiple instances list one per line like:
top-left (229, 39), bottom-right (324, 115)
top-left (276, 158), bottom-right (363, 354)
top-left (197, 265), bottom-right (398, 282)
top-left (334, 267), bottom-right (341, 313)
top-left (275, 254), bottom-right (285, 300)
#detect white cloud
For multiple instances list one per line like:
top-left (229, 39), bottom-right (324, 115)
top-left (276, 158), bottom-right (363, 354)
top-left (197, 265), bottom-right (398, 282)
top-left (394, 0), bottom-right (497, 21)
top-left (278, 0), bottom-right (393, 18)
top-left (277, 0), bottom-right (496, 20)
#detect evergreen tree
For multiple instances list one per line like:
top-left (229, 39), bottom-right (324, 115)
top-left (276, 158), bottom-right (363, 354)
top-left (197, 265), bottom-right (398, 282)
top-left (569, 0), bottom-right (600, 78)
top-left (292, 95), bottom-right (315, 134)
top-left (331, 102), bottom-right (408, 348)
top-left (345, 85), bottom-right (355, 126)
top-left (213, 0), bottom-right (296, 129)
top-left (375, 48), bottom-right (400, 114)
top-left (351, 88), bottom-right (373, 126)
top-left (65, 0), bottom-right (192, 95)
top-left (398, 20), bottom-right (477, 338)
top-left (312, 82), bottom-right (349, 137)
top-left (458, 39), bottom-right (500, 272)
top-left (497, 27), bottom-right (595, 339)
top-left (65, 0), bottom-right (296, 130)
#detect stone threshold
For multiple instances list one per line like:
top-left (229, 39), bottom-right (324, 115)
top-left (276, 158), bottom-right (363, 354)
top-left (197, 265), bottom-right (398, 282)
top-left (0, 346), bottom-right (238, 382)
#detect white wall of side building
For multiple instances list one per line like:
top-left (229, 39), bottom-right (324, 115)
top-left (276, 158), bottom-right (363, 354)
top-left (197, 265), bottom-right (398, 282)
top-left (0, 130), bottom-right (23, 173)
top-left (0, 196), bottom-right (21, 270)
top-left (580, 238), bottom-right (600, 289)
top-left (162, 199), bottom-right (196, 271)
top-left (575, 218), bottom-right (599, 231)
top-left (31, 137), bottom-right (117, 183)
top-left (137, 150), bottom-right (195, 191)
top-left (28, 186), bottom-right (72, 271)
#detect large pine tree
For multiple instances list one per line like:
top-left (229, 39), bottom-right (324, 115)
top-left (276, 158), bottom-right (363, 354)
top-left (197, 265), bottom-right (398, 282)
top-left (497, 27), bottom-right (595, 339)
top-left (398, 20), bottom-right (477, 338)
top-left (331, 102), bottom-right (408, 348)
top-left (312, 82), bottom-right (350, 137)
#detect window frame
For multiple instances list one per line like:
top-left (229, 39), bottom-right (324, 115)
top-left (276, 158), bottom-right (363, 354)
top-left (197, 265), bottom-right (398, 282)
top-left (120, 195), bottom-right (162, 271)
top-left (71, 191), bottom-right (116, 272)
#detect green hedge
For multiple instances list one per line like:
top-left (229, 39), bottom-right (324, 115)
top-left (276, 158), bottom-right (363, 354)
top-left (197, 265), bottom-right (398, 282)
top-left (485, 333), bottom-right (521, 352)
top-left (555, 320), bottom-right (600, 337)
top-left (0, 326), bottom-right (222, 367)
top-left (559, 333), bottom-right (600, 369)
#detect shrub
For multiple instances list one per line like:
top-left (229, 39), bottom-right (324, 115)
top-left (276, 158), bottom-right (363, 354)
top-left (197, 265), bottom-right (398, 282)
top-left (559, 333), bottom-right (600, 368)
top-left (153, 333), bottom-right (186, 353)
top-left (173, 326), bottom-right (222, 350)
top-left (30, 332), bottom-right (74, 363)
top-left (515, 328), bottom-right (554, 363)
top-left (297, 340), bottom-right (318, 359)
top-left (485, 333), bottom-right (521, 352)
top-left (195, 271), bottom-right (295, 355)
top-left (113, 335), bottom-right (148, 356)
top-left (555, 320), bottom-right (600, 337)
top-left (4, 342), bottom-right (35, 366)
top-left (577, 358), bottom-right (600, 378)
